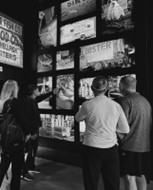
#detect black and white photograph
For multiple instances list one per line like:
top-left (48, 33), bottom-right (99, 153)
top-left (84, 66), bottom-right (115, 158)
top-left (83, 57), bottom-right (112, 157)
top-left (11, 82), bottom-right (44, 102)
top-left (38, 5), bottom-right (57, 48)
top-left (56, 74), bottom-right (74, 110)
top-left (39, 114), bottom-right (74, 141)
top-left (0, 0), bottom-right (152, 190)
top-left (37, 53), bottom-right (53, 72)
top-left (56, 49), bottom-right (74, 70)
top-left (101, 0), bottom-right (134, 34)
top-left (80, 38), bottom-right (135, 71)
top-left (37, 76), bottom-right (53, 109)
top-left (61, 0), bottom-right (96, 22)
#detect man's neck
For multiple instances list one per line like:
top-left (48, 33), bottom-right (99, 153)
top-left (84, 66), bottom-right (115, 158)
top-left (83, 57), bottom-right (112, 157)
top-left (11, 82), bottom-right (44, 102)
top-left (124, 90), bottom-right (137, 96)
top-left (94, 92), bottom-right (105, 97)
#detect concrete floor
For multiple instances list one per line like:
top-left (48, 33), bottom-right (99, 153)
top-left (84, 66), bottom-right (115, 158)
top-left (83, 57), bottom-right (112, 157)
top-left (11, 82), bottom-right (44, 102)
top-left (1, 148), bottom-right (153, 190)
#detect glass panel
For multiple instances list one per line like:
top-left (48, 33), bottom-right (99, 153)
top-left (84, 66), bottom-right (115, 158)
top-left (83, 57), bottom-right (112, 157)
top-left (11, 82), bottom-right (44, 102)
top-left (40, 114), bottom-right (75, 141)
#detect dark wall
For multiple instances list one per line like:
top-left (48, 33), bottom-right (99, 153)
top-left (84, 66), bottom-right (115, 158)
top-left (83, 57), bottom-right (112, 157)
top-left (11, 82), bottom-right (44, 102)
top-left (0, 0), bottom-right (38, 92)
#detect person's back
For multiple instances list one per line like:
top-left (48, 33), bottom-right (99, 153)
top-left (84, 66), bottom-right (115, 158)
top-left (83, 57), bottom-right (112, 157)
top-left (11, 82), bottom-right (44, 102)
top-left (118, 93), bottom-right (152, 152)
top-left (0, 80), bottom-right (30, 190)
top-left (21, 85), bottom-right (42, 181)
top-left (22, 96), bottom-right (41, 135)
top-left (75, 76), bottom-right (129, 190)
top-left (80, 95), bottom-right (129, 148)
top-left (118, 76), bottom-right (152, 190)
top-left (21, 84), bottom-right (53, 181)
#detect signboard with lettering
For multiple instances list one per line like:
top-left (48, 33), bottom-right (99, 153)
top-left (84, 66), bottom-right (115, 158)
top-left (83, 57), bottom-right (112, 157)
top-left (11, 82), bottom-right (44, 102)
top-left (61, 0), bottom-right (96, 22)
top-left (0, 12), bottom-right (23, 68)
top-left (60, 17), bottom-right (96, 45)
top-left (80, 38), bottom-right (135, 71)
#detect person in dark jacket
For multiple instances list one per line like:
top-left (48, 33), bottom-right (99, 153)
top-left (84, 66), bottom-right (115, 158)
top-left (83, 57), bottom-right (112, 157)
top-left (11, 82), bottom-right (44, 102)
top-left (0, 80), bottom-right (30, 190)
top-left (21, 84), bottom-right (53, 181)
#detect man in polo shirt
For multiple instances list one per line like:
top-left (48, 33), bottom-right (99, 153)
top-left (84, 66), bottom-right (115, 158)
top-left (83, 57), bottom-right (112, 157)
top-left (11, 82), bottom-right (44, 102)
top-left (118, 76), bottom-right (152, 190)
top-left (75, 76), bottom-right (130, 190)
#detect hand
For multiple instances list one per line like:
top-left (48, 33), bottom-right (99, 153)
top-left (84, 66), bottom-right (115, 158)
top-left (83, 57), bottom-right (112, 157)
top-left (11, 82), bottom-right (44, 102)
top-left (53, 88), bottom-right (59, 95)
top-left (25, 134), bottom-right (31, 142)
top-left (31, 133), bottom-right (38, 140)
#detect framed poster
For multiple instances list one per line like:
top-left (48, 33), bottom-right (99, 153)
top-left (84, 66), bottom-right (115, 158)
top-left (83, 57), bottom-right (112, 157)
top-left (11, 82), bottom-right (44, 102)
top-left (0, 12), bottom-right (23, 68)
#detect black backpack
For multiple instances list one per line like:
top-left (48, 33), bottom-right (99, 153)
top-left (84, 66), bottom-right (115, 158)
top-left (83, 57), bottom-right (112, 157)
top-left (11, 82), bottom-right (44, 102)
top-left (0, 99), bottom-right (24, 153)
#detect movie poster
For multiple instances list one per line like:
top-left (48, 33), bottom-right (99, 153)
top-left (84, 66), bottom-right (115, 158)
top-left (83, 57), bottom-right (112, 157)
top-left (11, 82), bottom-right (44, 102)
top-left (0, 12), bottom-right (23, 68)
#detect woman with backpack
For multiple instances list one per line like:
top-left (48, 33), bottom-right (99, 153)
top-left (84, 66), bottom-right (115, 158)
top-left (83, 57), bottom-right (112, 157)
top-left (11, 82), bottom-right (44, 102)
top-left (0, 80), bottom-right (30, 190)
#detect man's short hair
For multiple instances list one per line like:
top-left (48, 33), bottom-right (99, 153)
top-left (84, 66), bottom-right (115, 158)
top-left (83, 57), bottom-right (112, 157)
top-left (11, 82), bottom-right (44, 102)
top-left (120, 76), bottom-right (137, 90)
top-left (91, 76), bottom-right (108, 92)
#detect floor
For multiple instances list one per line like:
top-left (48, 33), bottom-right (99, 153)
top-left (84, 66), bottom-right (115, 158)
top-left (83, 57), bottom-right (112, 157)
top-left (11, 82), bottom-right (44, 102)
top-left (1, 147), bottom-right (153, 190)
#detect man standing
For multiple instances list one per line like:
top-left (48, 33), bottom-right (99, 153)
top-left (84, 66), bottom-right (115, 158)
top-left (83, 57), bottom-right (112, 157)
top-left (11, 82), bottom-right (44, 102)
top-left (21, 84), bottom-right (53, 181)
top-left (118, 76), bottom-right (152, 190)
top-left (75, 76), bottom-right (130, 190)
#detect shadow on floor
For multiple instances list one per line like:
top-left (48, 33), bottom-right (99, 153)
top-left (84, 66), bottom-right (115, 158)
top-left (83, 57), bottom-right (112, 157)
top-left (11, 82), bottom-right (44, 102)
top-left (1, 147), bottom-right (153, 190)
top-left (21, 157), bottom-right (84, 190)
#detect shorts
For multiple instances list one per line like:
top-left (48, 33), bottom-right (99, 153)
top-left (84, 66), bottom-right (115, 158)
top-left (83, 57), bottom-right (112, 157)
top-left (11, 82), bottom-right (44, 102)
top-left (119, 149), bottom-right (150, 182)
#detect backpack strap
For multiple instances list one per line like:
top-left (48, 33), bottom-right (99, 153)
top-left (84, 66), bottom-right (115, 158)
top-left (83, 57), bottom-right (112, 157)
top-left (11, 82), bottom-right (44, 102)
top-left (2, 99), bottom-right (13, 114)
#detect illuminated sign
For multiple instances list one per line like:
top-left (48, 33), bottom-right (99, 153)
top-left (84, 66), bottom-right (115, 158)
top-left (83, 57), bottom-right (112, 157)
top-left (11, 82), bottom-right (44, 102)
top-left (0, 12), bottom-right (23, 68)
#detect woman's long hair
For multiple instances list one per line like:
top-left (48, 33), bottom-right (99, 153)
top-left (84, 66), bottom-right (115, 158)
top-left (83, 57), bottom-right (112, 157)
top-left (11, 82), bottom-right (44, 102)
top-left (0, 80), bottom-right (19, 112)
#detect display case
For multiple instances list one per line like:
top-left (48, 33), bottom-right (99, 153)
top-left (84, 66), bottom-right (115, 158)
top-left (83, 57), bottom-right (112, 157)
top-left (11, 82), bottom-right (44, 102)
top-left (39, 114), bottom-right (74, 141)
top-left (36, 0), bottom-right (145, 149)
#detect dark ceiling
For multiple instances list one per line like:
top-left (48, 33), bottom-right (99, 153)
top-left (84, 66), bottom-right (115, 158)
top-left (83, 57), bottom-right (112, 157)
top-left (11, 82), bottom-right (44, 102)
top-left (1, 0), bottom-right (68, 23)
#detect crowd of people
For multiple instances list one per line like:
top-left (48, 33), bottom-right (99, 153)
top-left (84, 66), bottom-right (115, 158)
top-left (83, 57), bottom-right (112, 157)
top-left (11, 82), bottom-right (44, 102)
top-left (75, 76), bottom-right (152, 190)
top-left (0, 75), bottom-right (152, 190)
